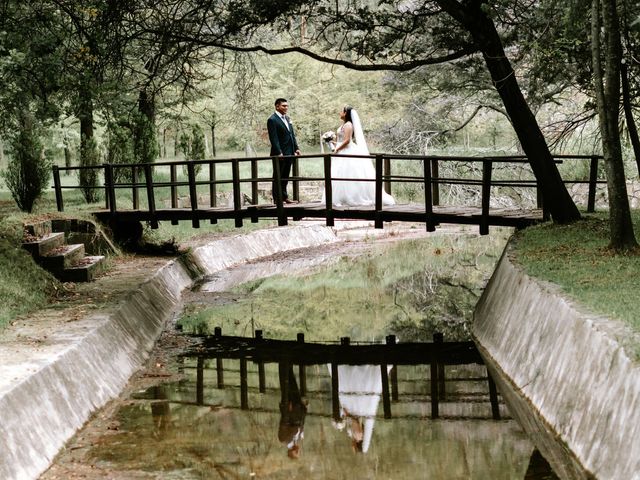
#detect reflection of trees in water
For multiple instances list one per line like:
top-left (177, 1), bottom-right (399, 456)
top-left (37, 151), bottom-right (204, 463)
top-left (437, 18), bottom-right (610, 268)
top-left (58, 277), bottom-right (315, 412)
top-left (178, 233), bottom-right (508, 343)
top-left (391, 271), bottom-right (483, 341)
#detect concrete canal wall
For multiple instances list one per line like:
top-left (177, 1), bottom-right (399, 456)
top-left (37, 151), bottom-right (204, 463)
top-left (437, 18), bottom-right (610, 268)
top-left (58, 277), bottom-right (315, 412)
top-left (473, 248), bottom-right (640, 480)
top-left (0, 224), bottom-right (337, 480)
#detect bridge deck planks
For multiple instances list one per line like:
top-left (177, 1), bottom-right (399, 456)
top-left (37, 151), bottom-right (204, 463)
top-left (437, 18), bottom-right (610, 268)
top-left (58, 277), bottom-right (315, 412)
top-left (183, 334), bottom-right (484, 366)
top-left (93, 201), bottom-right (543, 229)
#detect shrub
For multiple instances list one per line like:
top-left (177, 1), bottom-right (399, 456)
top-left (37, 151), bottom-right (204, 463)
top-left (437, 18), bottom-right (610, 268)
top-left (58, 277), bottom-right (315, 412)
top-left (78, 136), bottom-right (102, 203)
top-left (179, 124), bottom-right (206, 177)
top-left (106, 122), bottom-right (135, 183)
top-left (133, 112), bottom-right (158, 165)
top-left (1, 117), bottom-right (51, 212)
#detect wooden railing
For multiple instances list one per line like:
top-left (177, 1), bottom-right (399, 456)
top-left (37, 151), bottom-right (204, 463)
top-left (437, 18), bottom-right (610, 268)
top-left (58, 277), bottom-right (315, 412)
top-left (52, 153), bottom-right (605, 233)
top-left (178, 328), bottom-right (500, 420)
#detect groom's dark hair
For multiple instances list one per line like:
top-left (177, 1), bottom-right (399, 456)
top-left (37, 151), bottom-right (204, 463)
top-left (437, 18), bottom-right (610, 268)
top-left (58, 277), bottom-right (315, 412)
top-left (275, 98), bottom-right (288, 106)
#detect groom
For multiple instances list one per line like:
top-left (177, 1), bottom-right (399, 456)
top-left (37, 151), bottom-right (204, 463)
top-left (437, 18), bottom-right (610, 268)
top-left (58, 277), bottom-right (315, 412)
top-left (267, 98), bottom-right (300, 203)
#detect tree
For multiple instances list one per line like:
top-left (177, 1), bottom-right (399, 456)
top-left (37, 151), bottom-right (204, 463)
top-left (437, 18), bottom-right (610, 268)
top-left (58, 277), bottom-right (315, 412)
top-left (591, 0), bottom-right (638, 251)
top-left (178, 124), bottom-right (206, 175)
top-left (0, 1), bottom-right (62, 210)
top-left (1, 112), bottom-right (51, 212)
top-left (154, 0), bottom-right (581, 223)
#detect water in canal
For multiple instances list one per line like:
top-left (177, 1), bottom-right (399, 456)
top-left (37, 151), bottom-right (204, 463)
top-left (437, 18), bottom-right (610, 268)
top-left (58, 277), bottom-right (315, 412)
top-left (42, 227), bottom-right (558, 479)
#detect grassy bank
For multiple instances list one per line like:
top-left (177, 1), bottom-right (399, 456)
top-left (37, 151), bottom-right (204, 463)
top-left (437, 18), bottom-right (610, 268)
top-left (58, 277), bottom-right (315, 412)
top-left (512, 211), bottom-right (640, 333)
top-left (0, 192), bottom-right (275, 330)
top-left (0, 214), bottom-right (59, 329)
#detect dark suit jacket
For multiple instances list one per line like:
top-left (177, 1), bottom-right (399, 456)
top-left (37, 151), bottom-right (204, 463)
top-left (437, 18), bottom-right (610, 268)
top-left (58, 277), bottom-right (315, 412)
top-left (267, 112), bottom-right (299, 156)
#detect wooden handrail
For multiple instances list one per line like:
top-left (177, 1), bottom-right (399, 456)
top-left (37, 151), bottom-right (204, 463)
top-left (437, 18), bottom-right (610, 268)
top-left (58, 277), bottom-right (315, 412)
top-left (51, 153), bottom-right (606, 235)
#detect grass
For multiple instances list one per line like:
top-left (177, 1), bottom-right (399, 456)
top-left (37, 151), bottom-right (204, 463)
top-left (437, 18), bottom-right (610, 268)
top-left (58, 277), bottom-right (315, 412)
top-left (0, 215), bottom-right (59, 328)
top-left (511, 210), bottom-right (640, 334)
top-left (178, 229), bottom-right (511, 342)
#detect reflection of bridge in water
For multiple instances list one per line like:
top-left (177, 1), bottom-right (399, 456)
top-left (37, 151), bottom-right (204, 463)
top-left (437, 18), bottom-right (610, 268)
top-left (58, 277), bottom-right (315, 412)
top-left (52, 153), bottom-right (604, 235)
top-left (178, 328), bottom-right (503, 421)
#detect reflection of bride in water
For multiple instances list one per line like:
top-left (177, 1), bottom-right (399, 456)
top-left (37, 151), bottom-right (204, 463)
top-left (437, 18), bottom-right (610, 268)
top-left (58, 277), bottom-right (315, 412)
top-left (329, 364), bottom-right (392, 453)
top-left (322, 106), bottom-right (396, 207)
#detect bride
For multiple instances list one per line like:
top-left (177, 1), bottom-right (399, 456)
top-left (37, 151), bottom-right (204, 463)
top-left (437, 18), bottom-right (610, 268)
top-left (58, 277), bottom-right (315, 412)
top-left (324, 106), bottom-right (395, 207)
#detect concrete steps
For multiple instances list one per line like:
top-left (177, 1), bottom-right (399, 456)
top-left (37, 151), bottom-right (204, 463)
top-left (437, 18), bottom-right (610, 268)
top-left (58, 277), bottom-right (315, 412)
top-left (22, 220), bottom-right (106, 282)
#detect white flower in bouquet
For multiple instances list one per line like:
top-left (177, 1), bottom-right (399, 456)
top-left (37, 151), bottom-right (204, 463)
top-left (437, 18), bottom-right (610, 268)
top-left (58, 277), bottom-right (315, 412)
top-left (321, 130), bottom-right (336, 153)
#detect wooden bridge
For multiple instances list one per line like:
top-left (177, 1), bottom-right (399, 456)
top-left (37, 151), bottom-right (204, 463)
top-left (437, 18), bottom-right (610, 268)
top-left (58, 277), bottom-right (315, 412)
top-left (180, 328), bottom-right (501, 421)
top-left (52, 152), bottom-right (604, 235)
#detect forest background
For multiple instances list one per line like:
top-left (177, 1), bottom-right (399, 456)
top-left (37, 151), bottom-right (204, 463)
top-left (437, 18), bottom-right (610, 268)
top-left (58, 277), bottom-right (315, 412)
top-left (1, 0), bottom-right (639, 251)
top-left (2, 0), bottom-right (631, 201)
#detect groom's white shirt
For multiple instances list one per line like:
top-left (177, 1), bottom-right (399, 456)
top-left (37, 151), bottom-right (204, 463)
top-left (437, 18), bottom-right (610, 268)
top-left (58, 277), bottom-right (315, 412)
top-left (276, 111), bottom-right (290, 130)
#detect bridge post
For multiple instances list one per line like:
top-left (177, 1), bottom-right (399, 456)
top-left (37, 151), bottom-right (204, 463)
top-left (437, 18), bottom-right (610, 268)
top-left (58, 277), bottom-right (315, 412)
top-left (143, 164), bottom-right (158, 229)
top-left (256, 330), bottom-right (266, 393)
top-left (430, 342), bottom-right (439, 419)
top-left (240, 356), bottom-right (249, 410)
top-left (375, 154), bottom-right (384, 229)
top-left (384, 156), bottom-right (392, 195)
top-left (587, 155), bottom-right (599, 213)
top-left (216, 357), bottom-right (224, 389)
top-left (381, 362), bottom-right (392, 419)
top-left (53, 166), bottom-right (64, 212)
top-left (422, 159), bottom-right (436, 232)
top-left (431, 159), bottom-right (440, 206)
top-left (251, 158), bottom-right (259, 205)
top-left (434, 332), bottom-right (446, 400)
top-left (323, 155), bottom-right (334, 227)
top-left (232, 159), bottom-right (243, 228)
top-left (272, 157), bottom-right (288, 226)
top-left (187, 161), bottom-right (200, 228)
top-left (331, 362), bottom-right (340, 421)
top-left (214, 327), bottom-right (224, 389)
top-left (196, 356), bottom-right (204, 405)
top-left (386, 335), bottom-right (399, 402)
top-left (131, 166), bottom-right (139, 210)
top-left (209, 160), bottom-right (218, 224)
top-left (536, 182), bottom-right (551, 222)
top-left (297, 333), bottom-right (306, 396)
top-left (170, 164), bottom-right (179, 225)
top-left (480, 159), bottom-right (492, 235)
top-left (292, 157), bottom-right (300, 202)
top-left (103, 164), bottom-right (116, 214)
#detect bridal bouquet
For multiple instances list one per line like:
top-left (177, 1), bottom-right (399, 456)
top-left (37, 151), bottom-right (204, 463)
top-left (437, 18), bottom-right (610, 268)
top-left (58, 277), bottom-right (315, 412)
top-left (321, 130), bottom-right (336, 152)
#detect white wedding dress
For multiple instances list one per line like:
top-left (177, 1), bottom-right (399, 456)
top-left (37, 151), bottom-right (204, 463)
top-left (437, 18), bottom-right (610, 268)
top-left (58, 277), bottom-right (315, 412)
top-left (323, 110), bottom-right (395, 207)
top-left (329, 364), bottom-right (392, 453)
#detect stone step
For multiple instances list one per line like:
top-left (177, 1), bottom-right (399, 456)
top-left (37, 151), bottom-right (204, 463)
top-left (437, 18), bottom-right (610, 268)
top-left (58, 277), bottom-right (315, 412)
top-left (24, 221), bottom-right (52, 238)
top-left (22, 232), bottom-right (66, 257)
top-left (58, 256), bottom-right (106, 283)
top-left (38, 243), bottom-right (86, 273)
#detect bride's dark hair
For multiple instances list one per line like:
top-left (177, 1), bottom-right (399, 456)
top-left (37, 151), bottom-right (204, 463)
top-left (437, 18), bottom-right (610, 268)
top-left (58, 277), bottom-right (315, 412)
top-left (343, 105), bottom-right (355, 141)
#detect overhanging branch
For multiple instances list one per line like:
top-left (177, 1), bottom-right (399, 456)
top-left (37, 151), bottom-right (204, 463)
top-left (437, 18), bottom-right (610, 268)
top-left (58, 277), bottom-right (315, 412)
top-left (167, 35), bottom-right (478, 71)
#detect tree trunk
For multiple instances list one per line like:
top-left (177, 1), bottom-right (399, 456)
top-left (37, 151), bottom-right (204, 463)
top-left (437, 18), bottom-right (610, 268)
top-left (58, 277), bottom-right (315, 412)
top-left (78, 81), bottom-right (100, 203)
top-left (621, 62), bottom-right (640, 177)
top-left (162, 127), bottom-right (167, 158)
top-left (134, 88), bottom-right (158, 163)
top-left (210, 122), bottom-right (216, 157)
top-left (79, 95), bottom-right (94, 155)
top-left (138, 88), bottom-right (155, 122)
top-left (436, 0), bottom-right (581, 223)
top-left (592, 0), bottom-right (638, 251)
